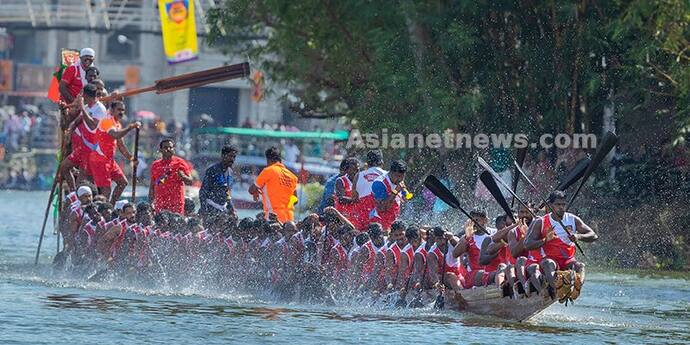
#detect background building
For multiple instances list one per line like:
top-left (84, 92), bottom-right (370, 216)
top-left (0, 0), bottom-right (283, 128)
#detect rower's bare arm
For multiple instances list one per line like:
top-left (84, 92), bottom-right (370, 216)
top-left (177, 170), bottom-right (193, 185)
top-left (79, 99), bottom-right (99, 131)
top-left (328, 207), bottom-right (355, 230)
top-left (117, 139), bottom-right (133, 161)
top-left (108, 122), bottom-right (141, 140)
top-left (491, 223), bottom-right (517, 243)
top-left (384, 251), bottom-right (396, 287)
top-left (574, 216), bottom-right (598, 243)
top-left (445, 232), bottom-right (459, 247)
top-left (507, 229), bottom-right (525, 258)
top-left (411, 254), bottom-right (424, 287)
top-left (427, 253), bottom-right (440, 285)
top-left (480, 237), bottom-right (501, 265)
top-left (66, 114), bottom-right (83, 134)
top-left (396, 255), bottom-right (408, 289)
top-left (453, 236), bottom-right (468, 258)
top-left (523, 218), bottom-right (545, 250)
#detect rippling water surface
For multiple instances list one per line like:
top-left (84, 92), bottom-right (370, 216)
top-left (1, 191), bottom-right (688, 344)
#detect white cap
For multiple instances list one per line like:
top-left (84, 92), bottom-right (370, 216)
top-left (80, 48), bottom-right (95, 57)
top-left (77, 186), bottom-right (92, 197)
top-left (114, 199), bottom-right (129, 211)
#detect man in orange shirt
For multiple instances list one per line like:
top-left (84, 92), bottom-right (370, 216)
top-left (149, 138), bottom-right (193, 215)
top-left (249, 146), bottom-right (298, 223)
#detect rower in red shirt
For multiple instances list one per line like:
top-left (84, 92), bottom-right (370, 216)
top-left (60, 48), bottom-right (94, 104)
top-left (507, 202), bottom-right (543, 296)
top-left (353, 150), bottom-right (387, 231)
top-left (369, 160), bottom-right (409, 231)
top-left (333, 157), bottom-right (361, 228)
top-left (149, 138), bottom-right (193, 215)
top-left (78, 84), bottom-right (140, 204)
top-left (524, 191), bottom-right (598, 301)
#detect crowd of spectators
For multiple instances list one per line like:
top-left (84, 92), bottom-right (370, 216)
top-left (0, 100), bottom-right (59, 189)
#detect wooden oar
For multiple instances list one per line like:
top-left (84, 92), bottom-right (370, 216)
top-left (34, 172), bottom-right (61, 265)
top-left (510, 147), bottom-right (528, 208)
top-left (477, 157), bottom-right (538, 221)
top-left (477, 156), bottom-right (584, 256)
top-left (34, 135), bottom-right (67, 265)
top-left (101, 62), bottom-right (250, 102)
top-left (566, 131), bottom-right (618, 210)
top-left (536, 157), bottom-right (591, 209)
top-left (131, 128), bottom-right (140, 203)
top-left (479, 171), bottom-right (516, 222)
top-left (423, 175), bottom-right (487, 231)
top-left (423, 174), bottom-right (481, 310)
top-left (512, 159), bottom-right (588, 257)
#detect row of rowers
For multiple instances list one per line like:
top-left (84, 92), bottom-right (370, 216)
top-left (64, 182), bottom-right (597, 301)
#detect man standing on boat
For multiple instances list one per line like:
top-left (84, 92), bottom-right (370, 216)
top-left (369, 160), bottom-right (409, 231)
top-left (149, 138), bottom-right (193, 215)
top-left (317, 160), bottom-right (346, 214)
top-left (334, 157), bottom-right (361, 227)
top-left (199, 144), bottom-right (239, 222)
top-left (78, 85), bottom-right (139, 204)
top-left (60, 48), bottom-right (95, 104)
top-left (353, 150), bottom-right (387, 231)
top-left (523, 191), bottom-right (598, 302)
top-left (249, 147), bottom-right (298, 223)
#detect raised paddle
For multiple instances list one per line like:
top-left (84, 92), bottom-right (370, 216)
top-left (476, 157), bottom-right (538, 221)
top-left (478, 156), bottom-right (587, 257)
top-left (423, 175), bottom-right (487, 231)
top-left (556, 157), bottom-right (591, 192)
top-left (536, 157), bottom-right (591, 209)
top-left (101, 62), bottom-right (250, 102)
top-left (510, 147), bottom-right (528, 208)
top-left (34, 136), bottom-right (68, 265)
top-left (479, 171), bottom-right (515, 222)
top-left (567, 131), bottom-right (618, 210)
top-left (512, 159), bottom-right (588, 257)
top-left (131, 127), bottom-right (140, 203)
top-left (34, 172), bottom-right (61, 265)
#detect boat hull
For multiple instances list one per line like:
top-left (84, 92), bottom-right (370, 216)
top-left (420, 286), bottom-right (557, 322)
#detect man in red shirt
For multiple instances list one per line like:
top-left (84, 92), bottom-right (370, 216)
top-left (149, 138), bottom-right (193, 215)
top-left (79, 85), bottom-right (139, 204)
top-left (60, 48), bottom-right (95, 104)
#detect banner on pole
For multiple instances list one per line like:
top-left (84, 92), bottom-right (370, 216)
top-left (158, 0), bottom-right (198, 64)
top-left (47, 49), bottom-right (79, 102)
top-left (0, 60), bottom-right (12, 92)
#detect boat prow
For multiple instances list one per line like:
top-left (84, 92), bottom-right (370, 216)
top-left (419, 285), bottom-right (560, 322)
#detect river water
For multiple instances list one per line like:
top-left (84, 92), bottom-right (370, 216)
top-left (1, 191), bottom-right (688, 344)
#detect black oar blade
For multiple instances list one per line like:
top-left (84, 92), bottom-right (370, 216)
top-left (480, 171), bottom-right (514, 221)
top-left (557, 157), bottom-right (591, 191)
top-left (424, 175), bottom-right (460, 209)
top-left (477, 157), bottom-right (537, 219)
top-left (424, 175), bottom-right (485, 231)
top-left (567, 131), bottom-right (618, 209)
top-left (510, 147), bottom-right (528, 208)
top-left (535, 157), bottom-right (591, 209)
top-left (513, 160), bottom-right (538, 190)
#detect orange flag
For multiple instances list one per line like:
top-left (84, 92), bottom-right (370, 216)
top-left (47, 68), bottom-right (60, 103)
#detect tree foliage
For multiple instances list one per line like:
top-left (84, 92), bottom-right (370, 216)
top-left (207, 0), bottom-right (689, 142)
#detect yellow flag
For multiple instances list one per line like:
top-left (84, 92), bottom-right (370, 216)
top-left (158, 0), bottom-right (198, 64)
